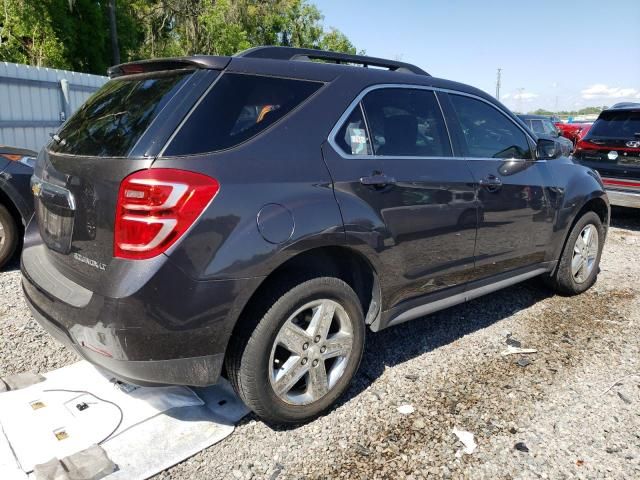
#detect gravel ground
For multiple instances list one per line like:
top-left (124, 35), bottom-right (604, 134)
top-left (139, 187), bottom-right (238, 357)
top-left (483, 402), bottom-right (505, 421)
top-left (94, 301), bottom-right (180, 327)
top-left (1, 208), bottom-right (639, 479)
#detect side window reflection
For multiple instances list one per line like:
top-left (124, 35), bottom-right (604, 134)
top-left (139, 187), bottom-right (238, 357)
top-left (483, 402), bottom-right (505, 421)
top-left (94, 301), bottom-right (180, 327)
top-left (449, 95), bottom-right (532, 159)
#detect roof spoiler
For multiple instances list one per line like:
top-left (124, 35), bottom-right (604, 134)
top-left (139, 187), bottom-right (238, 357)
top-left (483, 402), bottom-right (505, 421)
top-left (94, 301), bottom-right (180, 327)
top-left (608, 102), bottom-right (640, 111)
top-left (108, 56), bottom-right (231, 78)
top-left (236, 46), bottom-right (430, 76)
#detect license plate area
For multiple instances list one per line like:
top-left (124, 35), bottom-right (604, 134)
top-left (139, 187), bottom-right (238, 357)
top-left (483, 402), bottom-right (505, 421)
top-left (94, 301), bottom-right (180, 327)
top-left (618, 154), bottom-right (640, 167)
top-left (32, 177), bottom-right (76, 254)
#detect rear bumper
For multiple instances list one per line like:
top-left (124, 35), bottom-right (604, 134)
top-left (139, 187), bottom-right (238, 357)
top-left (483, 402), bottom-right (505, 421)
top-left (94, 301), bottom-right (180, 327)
top-left (23, 295), bottom-right (224, 386)
top-left (606, 189), bottom-right (640, 208)
top-left (21, 243), bottom-right (262, 387)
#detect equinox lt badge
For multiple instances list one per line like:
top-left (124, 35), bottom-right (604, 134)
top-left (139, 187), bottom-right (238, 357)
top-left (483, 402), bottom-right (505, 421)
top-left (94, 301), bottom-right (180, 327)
top-left (73, 253), bottom-right (106, 271)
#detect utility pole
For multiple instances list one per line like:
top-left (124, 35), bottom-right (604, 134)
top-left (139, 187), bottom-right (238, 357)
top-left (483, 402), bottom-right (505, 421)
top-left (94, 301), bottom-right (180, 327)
top-left (495, 68), bottom-right (502, 100)
top-left (108, 0), bottom-right (120, 65)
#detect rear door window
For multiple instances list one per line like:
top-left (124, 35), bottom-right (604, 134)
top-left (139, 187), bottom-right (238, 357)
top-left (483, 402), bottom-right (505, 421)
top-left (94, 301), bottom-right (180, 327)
top-left (50, 71), bottom-right (192, 157)
top-left (449, 95), bottom-right (532, 159)
top-left (164, 74), bottom-right (322, 156)
top-left (361, 88), bottom-right (452, 157)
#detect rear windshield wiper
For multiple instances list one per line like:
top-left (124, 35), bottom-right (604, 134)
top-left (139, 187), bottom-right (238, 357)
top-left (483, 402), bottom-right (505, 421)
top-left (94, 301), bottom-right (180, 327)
top-left (49, 133), bottom-right (66, 146)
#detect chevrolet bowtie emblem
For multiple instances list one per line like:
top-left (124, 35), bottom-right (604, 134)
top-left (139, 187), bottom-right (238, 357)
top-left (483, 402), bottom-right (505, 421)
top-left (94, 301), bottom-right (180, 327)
top-left (31, 182), bottom-right (42, 197)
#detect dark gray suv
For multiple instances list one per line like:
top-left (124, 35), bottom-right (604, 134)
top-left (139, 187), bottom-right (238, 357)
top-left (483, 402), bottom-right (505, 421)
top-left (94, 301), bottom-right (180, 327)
top-left (22, 47), bottom-right (609, 424)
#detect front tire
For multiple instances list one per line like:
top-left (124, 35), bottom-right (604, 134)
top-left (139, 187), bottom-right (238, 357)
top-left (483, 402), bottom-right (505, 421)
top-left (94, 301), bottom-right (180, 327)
top-left (226, 277), bottom-right (365, 425)
top-left (0, 204), bottom-right (18, 270)
top-left (546, 211), bottom-right (604, 295)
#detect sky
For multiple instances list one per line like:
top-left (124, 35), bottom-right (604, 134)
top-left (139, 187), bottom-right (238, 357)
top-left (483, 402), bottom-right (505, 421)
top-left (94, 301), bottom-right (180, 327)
top-left (315, 0), bottom-right (640, 112)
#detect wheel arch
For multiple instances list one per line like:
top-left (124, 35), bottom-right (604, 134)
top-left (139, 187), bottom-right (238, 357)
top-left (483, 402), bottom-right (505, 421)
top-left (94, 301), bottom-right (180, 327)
top-left (244, 244), bottom-right (380, 324)
top-left (551, 190), bottom-right (609, 277)
top-left (223, 244), bottom-right (381, 372)
top-left (0, 187), bottom-right (25, 237)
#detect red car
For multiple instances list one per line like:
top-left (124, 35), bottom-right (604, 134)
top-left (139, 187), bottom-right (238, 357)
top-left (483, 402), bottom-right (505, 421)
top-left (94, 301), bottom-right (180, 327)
top-left (555, 121), bottom-right (592, 146)
top-left (573, 103), bottom-right (640, 208)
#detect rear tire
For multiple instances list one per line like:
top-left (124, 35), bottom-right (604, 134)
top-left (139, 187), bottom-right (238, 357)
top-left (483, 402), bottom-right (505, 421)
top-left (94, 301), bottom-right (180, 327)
top-left (545, 211), bottom-right (604, 295)
top-left (0, 204), bottom-right (18, 270)
top-left (226, 276), bottom-right (365, 425)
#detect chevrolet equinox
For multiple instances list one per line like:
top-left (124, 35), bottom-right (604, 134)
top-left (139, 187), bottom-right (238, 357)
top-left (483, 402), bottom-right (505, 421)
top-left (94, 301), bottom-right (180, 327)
top-left (22, 47), bottom-right (609, 424)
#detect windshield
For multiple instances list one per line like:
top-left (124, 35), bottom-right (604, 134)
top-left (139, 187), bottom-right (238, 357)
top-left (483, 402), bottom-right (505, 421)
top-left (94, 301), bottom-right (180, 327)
top-left (542, 120), bottom-right (559, 136)
top-left (529, 119), bottom-right (545, 134)
top-left (588, 110), bottom-right (640, 139)
top-left (49, 71), bottom-right (192, 157)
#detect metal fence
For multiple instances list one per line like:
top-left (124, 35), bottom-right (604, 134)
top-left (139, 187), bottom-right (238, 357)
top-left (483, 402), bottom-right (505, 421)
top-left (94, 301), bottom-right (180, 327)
top-left (0, 62), bottom-right (107, 152)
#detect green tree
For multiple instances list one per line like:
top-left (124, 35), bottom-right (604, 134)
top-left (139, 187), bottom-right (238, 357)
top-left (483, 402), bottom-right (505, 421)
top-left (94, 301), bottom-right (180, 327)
top-left (0, 0), bottom-right (142, 73)
top-left (531, 108), bottom-right (554, 116)
top-left (318, 28), bottom-right (357, 55)
top-left (129, 0), bottom-right (359, 57)
top-left (0, 0), bottom-right (360, 74)
top-left (0, 0), bottom-right (69, 68)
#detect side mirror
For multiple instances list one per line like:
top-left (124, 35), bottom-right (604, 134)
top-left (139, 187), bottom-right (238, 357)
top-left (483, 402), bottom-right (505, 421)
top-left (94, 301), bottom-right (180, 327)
top-left (536, 138), bottom-right (560, 159)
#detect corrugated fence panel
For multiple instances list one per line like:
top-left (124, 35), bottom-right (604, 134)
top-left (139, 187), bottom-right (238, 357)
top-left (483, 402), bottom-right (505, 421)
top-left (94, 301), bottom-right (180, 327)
top-left (0, 62), bottom-right (107, 152)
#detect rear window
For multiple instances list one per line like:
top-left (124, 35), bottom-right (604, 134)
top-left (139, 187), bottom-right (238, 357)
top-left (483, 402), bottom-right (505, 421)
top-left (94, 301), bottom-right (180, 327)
top-left (588, 110), bottom-right (640, 138)
top-left (164, 73), bottom-right (322, 156)
top-left (50, 71), bottom-right (192, 157)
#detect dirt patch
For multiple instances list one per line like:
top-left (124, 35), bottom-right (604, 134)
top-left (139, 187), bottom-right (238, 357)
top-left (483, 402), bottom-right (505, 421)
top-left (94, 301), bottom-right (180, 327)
top-left (306, 288), bottom-right (636, 479)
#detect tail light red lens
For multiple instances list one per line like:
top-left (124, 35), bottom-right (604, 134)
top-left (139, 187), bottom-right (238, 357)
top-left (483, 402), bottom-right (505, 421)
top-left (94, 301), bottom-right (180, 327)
top-left (115, 169), bottom-right (219, 260)
top-left (575, 139), bottom-right (596, 151)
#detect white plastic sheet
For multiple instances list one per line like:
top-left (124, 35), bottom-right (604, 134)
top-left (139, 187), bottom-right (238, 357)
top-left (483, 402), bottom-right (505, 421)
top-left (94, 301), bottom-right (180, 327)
top-left (0, 361), bottom-right (249, 479)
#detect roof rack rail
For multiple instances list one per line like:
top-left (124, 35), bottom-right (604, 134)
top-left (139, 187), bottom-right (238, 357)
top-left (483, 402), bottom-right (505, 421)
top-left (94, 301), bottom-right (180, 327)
top-left (236, 46), bottom-right (430, 76)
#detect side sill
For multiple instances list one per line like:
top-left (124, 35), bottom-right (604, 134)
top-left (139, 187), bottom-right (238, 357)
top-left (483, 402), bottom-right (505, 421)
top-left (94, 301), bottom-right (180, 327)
top-left (373, 266), bottom-right (551, 331)
top-left (606, 189), bottom-right (640, 209)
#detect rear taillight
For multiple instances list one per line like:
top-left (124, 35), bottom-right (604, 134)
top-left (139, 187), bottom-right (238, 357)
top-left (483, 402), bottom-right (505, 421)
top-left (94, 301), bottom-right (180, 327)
top-left (2, 153), bottom-right (36, 168)
top-left (114, 169), bottom-right (219, 260)
top-left (575, 139), bottom-right (597, 151)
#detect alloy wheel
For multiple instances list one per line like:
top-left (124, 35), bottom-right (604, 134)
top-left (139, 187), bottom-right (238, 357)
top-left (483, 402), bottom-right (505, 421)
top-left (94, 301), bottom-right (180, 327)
top-left (0, 221), bottom-right (5, 251)
top-left (269, 299), bottom-right (354, 405)
top-left (571, 224), bottom-right (598, 284)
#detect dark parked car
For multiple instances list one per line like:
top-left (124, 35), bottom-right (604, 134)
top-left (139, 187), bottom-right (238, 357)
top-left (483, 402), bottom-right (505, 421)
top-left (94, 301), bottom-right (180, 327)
top-left (22, 47), bottom-right (609, 424)
top-left (574, 103), bottom-right (640, 208)
top-left (518, 114), bottom-right (574, 156)
top-left (0, 145), bottom-right (36, 268)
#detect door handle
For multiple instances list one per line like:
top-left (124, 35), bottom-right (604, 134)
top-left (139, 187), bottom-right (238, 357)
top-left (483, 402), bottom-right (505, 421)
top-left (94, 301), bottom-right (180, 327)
top-left (479, 175), bottom-right (502, 191)
top-left (360, 172), bottom-right (396, 187)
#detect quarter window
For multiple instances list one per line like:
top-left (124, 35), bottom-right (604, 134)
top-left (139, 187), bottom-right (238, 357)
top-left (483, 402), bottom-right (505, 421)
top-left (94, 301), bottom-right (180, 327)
top-left (450, 95), bottom-right (532, 159)
top-left (165, 74), bottom-right (322, 155)
top-left (335, 105), bottom-right (372, 156)
top-left (361, 88), bottom-right (452, 157)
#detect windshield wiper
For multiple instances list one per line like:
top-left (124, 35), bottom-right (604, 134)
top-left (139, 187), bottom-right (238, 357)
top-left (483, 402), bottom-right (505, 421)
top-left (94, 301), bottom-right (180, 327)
top-left (49, 133), bottom-right (66, 146)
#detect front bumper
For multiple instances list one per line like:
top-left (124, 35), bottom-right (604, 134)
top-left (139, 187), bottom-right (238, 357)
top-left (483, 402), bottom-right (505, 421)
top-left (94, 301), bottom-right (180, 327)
top-left (21, 243), bottom-right (261, 387)
top-left (606, 189), bottom-right (640, 209)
